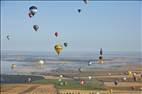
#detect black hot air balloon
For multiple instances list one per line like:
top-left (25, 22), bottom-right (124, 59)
top-left (78, 9), bottom-right (81, 13)
top-left (64, 42), bottom-right (68, 47)
top-left (6, 35), bottom-right (10, 40)
top-left (33, 25), bottom-right (39, 31)
top-left (100, 48), bottom-right (103, 55)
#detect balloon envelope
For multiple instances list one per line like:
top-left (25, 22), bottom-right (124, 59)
top-left (11, 64), bottom-right (16, 69)
top-left (80, 80), bottom-right (85, 85)
top-left (88, 76), bottom-right (92, 80)
top-left (60, 75), bottom-right (63, 78)
top-left (100, 48), bottom-right (103, 55)
top-left (6, 35), bottom-right (10, 40)
top-left (55, 32), bottom-right (58, 37)
top-left (39, 60), bottom-right (44, 65)
top-left (33, 25), bottom-right (39, 31)
top-left (78, 9), bottom-right (81, 13)
top-left (28, 12), bottom-right (33, 18)
top-left (88, 61), bottom-right (93, 66)
top-left (64, 42), bottom-right (68, 47)
top-left (83, 0), bottom-right (88, 4)
top-left (29, 6), bottom-right (37, 16)
top-left (29, 6), bottom-right (37, 10)
top-left (54, 44), bottom-right (63, 55)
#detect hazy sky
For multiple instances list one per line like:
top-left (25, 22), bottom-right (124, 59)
top-left (1, 1), bottom-right (141, 52)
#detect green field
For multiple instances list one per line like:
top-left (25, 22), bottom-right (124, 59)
top-left (33, 79), bottom-right (105, 90)
top-left (1, 75), bottom-right (105, 90)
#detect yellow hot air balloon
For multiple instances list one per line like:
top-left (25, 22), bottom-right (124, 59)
top-left (108, 89), bottom-right (113, 94)
top-left (54, 44), bottom-right (63, 55)
top-left (128, 71), bottom-right (132, 77)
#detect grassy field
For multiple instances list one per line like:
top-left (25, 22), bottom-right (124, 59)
top-left (33, 79), bottom-right (104, 90)
top-left (1, 75), bottom-right (104, 90)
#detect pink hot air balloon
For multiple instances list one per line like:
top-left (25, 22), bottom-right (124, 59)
top-left (80, 80), bottom-right (85, 85)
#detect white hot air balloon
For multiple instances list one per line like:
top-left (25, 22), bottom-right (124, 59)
top-left (39, 60), bottom-right (44, 65)
top-left (88, 76), bottom-right (92, 80)
top-left (60, 75), bottom-right (63, 78)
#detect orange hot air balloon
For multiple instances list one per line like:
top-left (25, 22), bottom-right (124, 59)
top-left (54, 44), bottom-right (63, 55)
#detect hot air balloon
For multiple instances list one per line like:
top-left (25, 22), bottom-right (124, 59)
top-left (6, 35), bottom-right (10, 40)
top-left (123, 77), bottom-right (127, 81)
top-left (28, 12), bottom-right (33, 18)
top-left (78, 67), bottom-right (82, 72)
top-left (80, 80), bottom-right (85, 85)
top-left (60, 82), bottom-right (64, 86)
top-left (27, 77), bottom-right (32, 83)
top-left (83, 0), bottom-right (88, 4)
top-left (78, 9), bottom-right (81, 13)
top-left (128, 71), bottom-right (132, 77)
top-left (100, 48), bottom-right (103, 55)
top-left (29, 6), bottom-right (38, 16)
top-left (96, 92), bottom-right (100, 94)
top-left (64, 42), bottom-right (68, 47)
top-left (33, 25), bottom-right (39, 31)
top-left (60, 75), bottom-right (63, 78)
top-left (39, 60), bottom-right (44, 65)
top-left (54, 44), bottom-right (63, 55)
top-left (108, 89), bottom-right (113, 94)
top-left (58, 78), bottom-right (62, 82)
top-left (133, 75), bottom-right (137, 81)
top-left (99, 56), bottom-right (102, 60)
top-left (88, 61), bottom-right (93, 66)
top-left (114, 80), bottom-right (118, 86)
top-left (55, 32), bottom-right (58, 37)
top-left (88, 76), bottom-right (92, 80)
top-left (11, 64), bottom-right (16, 69)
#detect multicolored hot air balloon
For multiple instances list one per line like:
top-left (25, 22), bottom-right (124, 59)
top-left (11, 64), bottom-right (16, 69)
top-left (54, 44), bottom-right (63, 55)
top-left (29, 6), bottom-right (38, 16)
